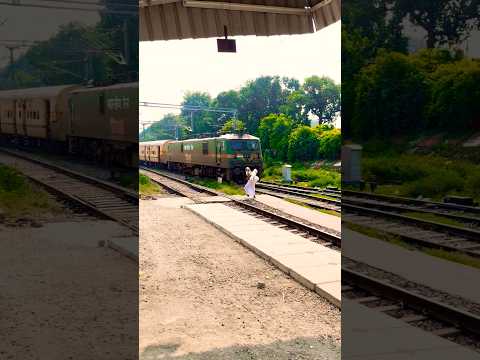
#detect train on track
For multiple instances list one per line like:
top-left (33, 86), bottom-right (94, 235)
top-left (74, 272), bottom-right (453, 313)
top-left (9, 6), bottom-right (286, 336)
top-left (139, 134), bottom-right (263, 182)
top-left (0, 82), bottom-right (138, 167)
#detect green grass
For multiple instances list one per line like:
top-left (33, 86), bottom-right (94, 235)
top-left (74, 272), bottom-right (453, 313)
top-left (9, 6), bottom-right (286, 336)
top-left (361, 153), bottom-right (480, 203)
top-left (262, 162), bottom-right (341, 189)
top-left (403, 211), bottom-right (467, 228)
top-left (119, 173), bottom-right (139, 190)
top-left (189, 178), bottom-right (245, 195)
top-left (139, 174), bottom-right (164, 195)
top-left (0, 165), bottom-right (60, 216)
top-left (344, 221), bottom-right (480, 269)
top-left (285, 198), bottom-right (340, 217)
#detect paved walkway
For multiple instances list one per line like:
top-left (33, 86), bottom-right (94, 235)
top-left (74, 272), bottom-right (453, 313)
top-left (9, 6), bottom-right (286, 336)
top-left (254, 194), bottom-right (341, 233)
top-left (184, 203), bottom-right (341, 307)
top-left (140, 199), bottom-right (340, 358)
top-left (343, 229), bottom-right (480, 303)
top-left (343, 299), bottom-right (479, 359)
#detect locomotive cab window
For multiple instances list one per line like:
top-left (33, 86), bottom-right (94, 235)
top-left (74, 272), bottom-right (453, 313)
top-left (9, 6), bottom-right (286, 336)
top-left (99, 93), bottom-right (105, 114)
top-left (202, 142), bottom-right (208, 155)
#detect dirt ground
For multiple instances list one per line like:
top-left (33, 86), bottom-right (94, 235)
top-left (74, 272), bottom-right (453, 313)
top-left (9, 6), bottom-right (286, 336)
top-left (140, 198), bottom-right (341, 360)
top-left (0, 217), bottom-right (138, 359)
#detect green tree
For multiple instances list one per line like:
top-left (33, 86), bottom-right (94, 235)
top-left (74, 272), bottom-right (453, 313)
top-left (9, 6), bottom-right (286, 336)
top-left (287, 126), bottom-right (320, 162)
top-left (302, 76), bottom-right (341, 125)
top-left (427, 59), bottom-right (480, 131)
top-left (140, 113), bottom-right (187, 141)
top-left (181, 91), bottom-right (214, 135)
top-left (392, 0), bottom-right (480, 48)
top-left (353, 51), bottom-right (428, 139)
top-left (342, 0), bottom-right (407, 138)
top-left (238, 76), bottom-right (284, 134)
top-left (220, 119), bottom-right (246, 134)
top-left (317, 128), bottom-right (341, 160)
top-left (258, 114), bottom-right (293, 161)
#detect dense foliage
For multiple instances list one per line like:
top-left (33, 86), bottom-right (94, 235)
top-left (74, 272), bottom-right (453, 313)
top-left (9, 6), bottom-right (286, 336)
top-left (141, 75), bottom-right (342, 161)
top-left (0, 1), bottom-right (138, 88)
top-left (343, 0), bottom-right (480, 141)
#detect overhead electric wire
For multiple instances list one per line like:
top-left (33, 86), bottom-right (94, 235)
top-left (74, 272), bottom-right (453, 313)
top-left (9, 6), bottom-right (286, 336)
top-left (33, 0), bottom-right (137, 7)
top-left (0, 1), bottom-right (137, 15)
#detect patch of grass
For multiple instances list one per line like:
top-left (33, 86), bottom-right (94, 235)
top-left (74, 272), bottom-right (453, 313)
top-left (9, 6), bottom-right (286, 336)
top-left (190, 178), bottom-right (244, 196)
top-left (262, 162), bottom-right (341, 189)
top-left (423, 248), bottom-right (480, 270)
top-left (311, 193), bottom-right (338, 201)
top-left (344, 222), bottom-right (415, 251)
top-left (119, 172), bottom-right (138, 190)
top-left (286, 198), bottom-right (341, 217)
top-left (0, 165), bottom-right (60, 216)
top-left (362, 154), bottom-right (480, 203)
top-left (139, 174), bottom-right (164, 195)
top-left (344, 221), bottom-right (480, 269)
top-left (403, 211), bottom-right (467, 228)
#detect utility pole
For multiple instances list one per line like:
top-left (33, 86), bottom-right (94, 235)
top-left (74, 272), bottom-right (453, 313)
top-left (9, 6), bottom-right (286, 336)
top-left (123, 19), bottom-right (130, 66)
top-left (5, 45), bottom-right (20, 81)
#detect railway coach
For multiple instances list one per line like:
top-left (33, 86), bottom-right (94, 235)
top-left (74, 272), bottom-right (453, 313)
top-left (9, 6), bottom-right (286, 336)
top-left (0, 85), bottom-right (80, 148)
top-left (0, 82), bottom-right (138, 167)
top-left (139, 134), bottom-right (263, 182)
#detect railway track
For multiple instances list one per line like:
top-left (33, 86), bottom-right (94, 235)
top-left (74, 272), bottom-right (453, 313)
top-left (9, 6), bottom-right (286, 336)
top-left (141, 167), bottom-right (341, 248)
top-left (343, 189), bottom-right (480, 216)
top-left (343, 199), bottom-right (480, 258)
top-left (0, 148), bottom-right (139, 234)
top-left (255, 182), bottom-right (341, 213)
top-left (343, 257), bottom-right (480, 353)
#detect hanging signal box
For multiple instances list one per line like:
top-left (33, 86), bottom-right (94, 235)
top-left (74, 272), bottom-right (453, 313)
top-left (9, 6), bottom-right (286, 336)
top-left (217, 38), bottom-right (236, 53)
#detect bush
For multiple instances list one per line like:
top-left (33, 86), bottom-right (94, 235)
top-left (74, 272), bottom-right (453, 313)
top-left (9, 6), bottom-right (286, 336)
top-left (317, 128), bottom-right (341, 160)
top-left (427, 60), bottom-right (480, 131)
top-left (287, 126), bottom-right (319, 162)
top-left (352, 51), bottom-right (428, 139)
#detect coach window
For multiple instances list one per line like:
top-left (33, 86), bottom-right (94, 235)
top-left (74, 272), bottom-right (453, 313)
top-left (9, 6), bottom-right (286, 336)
top-left (181, 144), bottom-right (184, 152)
top-left (99, 94), bottom-right (105, 114)
top-left (202, 142), bottom-right (208, 155)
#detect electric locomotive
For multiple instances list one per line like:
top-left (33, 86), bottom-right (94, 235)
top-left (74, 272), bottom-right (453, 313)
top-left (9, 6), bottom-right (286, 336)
top-left (139, 134), bottom-right (263, 182)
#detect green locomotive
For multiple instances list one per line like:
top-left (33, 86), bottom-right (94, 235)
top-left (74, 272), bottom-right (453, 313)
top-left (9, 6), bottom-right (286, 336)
top-left (139, 134), bottom-right (263, 182)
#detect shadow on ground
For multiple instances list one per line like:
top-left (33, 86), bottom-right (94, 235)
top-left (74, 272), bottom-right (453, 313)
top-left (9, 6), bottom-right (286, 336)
top-left (141, 337), bottom-right (340, 360)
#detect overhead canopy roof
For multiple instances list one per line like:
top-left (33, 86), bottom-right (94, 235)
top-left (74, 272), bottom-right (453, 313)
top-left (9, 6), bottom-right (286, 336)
top-left (140, 0), bottom-right (340, 41)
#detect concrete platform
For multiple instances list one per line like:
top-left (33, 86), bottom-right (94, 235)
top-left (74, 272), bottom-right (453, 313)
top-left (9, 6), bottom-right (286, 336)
top-left (197, 196), bottom-right (232, 203)
top-left (183, 203), bottom-right (341, 307)
top-left (343, 228), bottom-right (480, 303)
top-left (107, 236), bottom-right (138, 262)
top-left (343, 299), bottom-right (479, 359)
top-left (254, 194), bottom-right (341, 233)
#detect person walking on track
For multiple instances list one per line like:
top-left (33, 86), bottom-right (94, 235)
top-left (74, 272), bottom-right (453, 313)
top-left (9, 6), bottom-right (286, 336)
top-left (244, 167), bottom-right (259, 199)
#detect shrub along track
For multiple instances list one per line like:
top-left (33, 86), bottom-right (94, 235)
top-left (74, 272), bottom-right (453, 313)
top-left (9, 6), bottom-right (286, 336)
top-left (140, 167), bottom-right (341, 248)
top-left (343, 257), bottom-right (480, 353)
top-left (0, 148), bottom-right (138, 234)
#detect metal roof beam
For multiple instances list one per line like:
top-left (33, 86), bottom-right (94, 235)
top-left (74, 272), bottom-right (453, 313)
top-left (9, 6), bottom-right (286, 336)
top-left (182, 0), bottom-right (309, 15)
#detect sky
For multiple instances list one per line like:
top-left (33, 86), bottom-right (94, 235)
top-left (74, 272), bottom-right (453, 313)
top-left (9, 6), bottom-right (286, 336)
top-left (0, 4), bottom-right (98, 67)
top-left (139, 21), bottom-right (341, 128)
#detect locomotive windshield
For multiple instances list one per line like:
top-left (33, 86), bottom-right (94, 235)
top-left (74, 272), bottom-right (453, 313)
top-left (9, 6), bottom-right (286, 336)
top-left (229, 140), bottom-right (259, 151)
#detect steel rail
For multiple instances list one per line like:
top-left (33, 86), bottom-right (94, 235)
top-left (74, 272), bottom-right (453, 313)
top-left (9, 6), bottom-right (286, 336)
top-left (343, 189), bottom-right (480, 215)
top-left (141, 167), bottom-right (341, 247)
top-left (343, 264), bottom-right (480, 337)
top-left (0, 149), bottom-right (138, 234)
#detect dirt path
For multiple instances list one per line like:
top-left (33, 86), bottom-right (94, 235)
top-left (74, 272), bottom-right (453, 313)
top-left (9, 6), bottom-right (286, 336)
top-left (140, 198), bottom-right (341, 359)
top-left (0, 219), bottom-right (138, 360)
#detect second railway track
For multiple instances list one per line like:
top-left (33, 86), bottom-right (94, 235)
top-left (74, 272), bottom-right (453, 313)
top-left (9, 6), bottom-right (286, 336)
top-left (141, 167), bottom-right (341, 248)
top-left (343, 257), bottom-right (480, 353)
top-left (0, 148), bottom-right (139, 234)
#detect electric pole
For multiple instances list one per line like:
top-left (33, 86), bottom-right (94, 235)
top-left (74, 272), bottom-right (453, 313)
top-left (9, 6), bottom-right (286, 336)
top-left (5, 45), bottom-right (20, 81)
